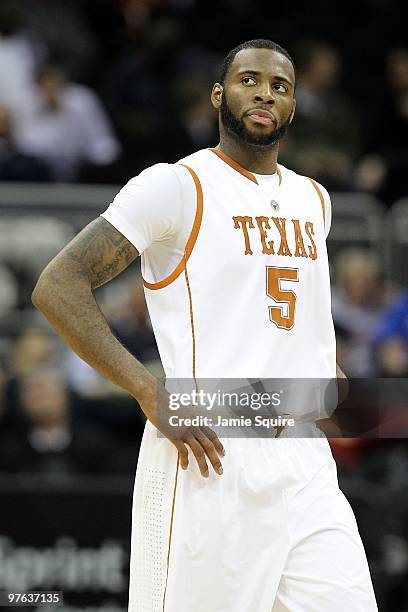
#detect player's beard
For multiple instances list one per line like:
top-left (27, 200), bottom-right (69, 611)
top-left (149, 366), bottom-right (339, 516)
top-left (220, 92), bottom-right (290, 148)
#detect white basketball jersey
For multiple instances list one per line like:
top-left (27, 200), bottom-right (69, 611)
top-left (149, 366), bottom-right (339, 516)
top-left (139, 148), bottom-right (335, 379)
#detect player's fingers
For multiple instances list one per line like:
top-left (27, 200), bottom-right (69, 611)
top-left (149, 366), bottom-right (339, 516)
top-left (171, 439), bottom-right (189, 470)
top-left (201, 426), bottom-right (226, 457)
top-left (184, 435), bottom-right (209, 477)
top-left (194, 430), bottom-right (223, 475)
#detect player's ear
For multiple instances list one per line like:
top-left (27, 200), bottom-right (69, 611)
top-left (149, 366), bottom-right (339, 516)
top-left (289, 98), bottom-right (296, 124)
top-left (211, 83), bottom-right (223, 109)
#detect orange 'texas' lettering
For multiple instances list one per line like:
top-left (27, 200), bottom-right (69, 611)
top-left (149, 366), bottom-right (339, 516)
top-left (233, 215), bottom-right (319, 259)
top-left (233, 215), bottom-right (254, 255)
top-left (255, 216), bottom-right (275, 254)
top-left (271, 217), bottom-right (292, 257)
top-left (292, 219), bottom-right (308, 258)
top-left (304, 221), bottom-right (317, 260)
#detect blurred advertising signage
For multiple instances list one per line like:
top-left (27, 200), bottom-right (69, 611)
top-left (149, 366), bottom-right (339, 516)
top-left (0, 476), bottom-right (132, 611)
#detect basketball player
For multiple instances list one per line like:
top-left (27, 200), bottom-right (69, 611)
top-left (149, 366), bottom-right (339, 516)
top-left (32, 40), bottom-right (377, 611)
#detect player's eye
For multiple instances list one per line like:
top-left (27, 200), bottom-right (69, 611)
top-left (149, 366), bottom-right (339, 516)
top-left (274, 83), bottom-right (288, 93)
top-left (241, 76), bottom-right (256, 86)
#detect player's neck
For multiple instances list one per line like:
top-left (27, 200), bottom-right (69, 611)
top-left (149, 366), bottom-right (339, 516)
top-left (216, 136), bottom-right (279, 176)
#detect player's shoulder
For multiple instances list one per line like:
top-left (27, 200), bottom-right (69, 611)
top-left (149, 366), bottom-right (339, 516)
top-left (125, 161), bottom-right (188, 194)
top-left (110, 162), bottom-right (185, 210)
top-left (128, 149), bottom-right (209, 185)
top-left (116, 154), bottom-right (205, 210)
top-left (176, 147), bottom-right (212, 169)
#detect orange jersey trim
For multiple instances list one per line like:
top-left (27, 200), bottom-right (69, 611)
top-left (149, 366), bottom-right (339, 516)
top-left (143, 164), bottom-right (203, 290)
top-left (209, 147), bottom-right (258, 184)
top-left (184, 264), bottom-right (197, 380)
top-left (162, 269), bottom-right (196, 607)
top-left (208, 147), bottom-right (283, 186)
top-left (308, 177), bottom-right (326, 226)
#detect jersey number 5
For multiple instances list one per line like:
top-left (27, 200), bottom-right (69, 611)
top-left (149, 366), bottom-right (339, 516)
top-left (266, 266), bottom-right (299, 330)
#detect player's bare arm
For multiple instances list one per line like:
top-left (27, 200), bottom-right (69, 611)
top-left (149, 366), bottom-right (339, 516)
top-left (32, 217), bottom-right (224, 477)
top-left (317, 362), bottom-right (349, 436)
top-left (336, 363), bottom-right (347, 380)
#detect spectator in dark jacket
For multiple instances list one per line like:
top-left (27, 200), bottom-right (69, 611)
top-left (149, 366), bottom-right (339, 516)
top-left (0, 104), bottom-right (50, 181)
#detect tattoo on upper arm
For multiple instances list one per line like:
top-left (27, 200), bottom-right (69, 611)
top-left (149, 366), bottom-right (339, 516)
top-left (65, 218), bottom-right (139, 289)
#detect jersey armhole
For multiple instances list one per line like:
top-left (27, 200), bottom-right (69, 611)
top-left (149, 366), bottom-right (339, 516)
top-left (143, 164), bottom-right (203, 290)
top-left (307, 177), bottom-right (331, 238)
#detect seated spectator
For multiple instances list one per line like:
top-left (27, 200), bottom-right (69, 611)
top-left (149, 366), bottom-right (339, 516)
top-left (281, 40), bottom-right (361, 190)
top-left (0, 2), bottom-right (44, 115)
top-left (9, 326), bottom-right (62, 377)
top-left (5, 325), bottom-right (62, 424)
top-left (377, 338), bottom-right (408, 378)
top-left (15, 63), bottom-right (121, 180)
top-left (3, 326), bottom-right (144, 463)
top-left (0, 366), bottom-right (117, 476)
top-left (0, 103), bottom-right (50, 181)
top-left (374, 291), bottom-right (408, 377)
top-left (332, 248), bottom-right (392, 376)
top-left (354, 47), bottom-right (408, 206)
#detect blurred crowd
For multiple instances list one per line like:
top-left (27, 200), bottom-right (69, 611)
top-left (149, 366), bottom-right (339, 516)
top-left (0, 0), bottom-right (407, 609)
top-left (0, 0), bottom-right (405, 205)
top-left (0, 269), bottom-right (161, 477)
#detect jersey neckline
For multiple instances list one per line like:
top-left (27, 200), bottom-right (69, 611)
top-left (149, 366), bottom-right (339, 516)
top-left (208, 147), bottom-right (282, 186)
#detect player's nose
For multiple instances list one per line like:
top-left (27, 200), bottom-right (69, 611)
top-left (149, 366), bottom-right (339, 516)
top-left (254, 86), bottom-right (275, 104)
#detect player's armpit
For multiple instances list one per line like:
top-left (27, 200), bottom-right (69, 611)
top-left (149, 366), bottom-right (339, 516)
top-left (63, 217), bottom-right (139, 289)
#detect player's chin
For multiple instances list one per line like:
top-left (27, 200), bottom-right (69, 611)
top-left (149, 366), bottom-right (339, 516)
top-left (246, 125), bottom-right (278, 143)
top-left (244, 121), bottom-right (276, 136)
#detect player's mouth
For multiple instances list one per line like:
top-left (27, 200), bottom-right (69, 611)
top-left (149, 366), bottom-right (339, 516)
top-left (246, 109), bottom-right (275, 125)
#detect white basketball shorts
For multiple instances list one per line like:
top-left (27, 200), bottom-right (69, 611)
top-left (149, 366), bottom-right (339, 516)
top-left (128, 422), bottom-right (378, 612)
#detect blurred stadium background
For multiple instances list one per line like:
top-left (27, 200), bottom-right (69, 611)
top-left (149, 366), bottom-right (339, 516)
top-left (0, 0), bottom-right (407, 610)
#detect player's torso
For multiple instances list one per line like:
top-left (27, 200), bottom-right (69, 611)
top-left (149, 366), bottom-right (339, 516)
top-left (143, 149), bottom-right (336, 379)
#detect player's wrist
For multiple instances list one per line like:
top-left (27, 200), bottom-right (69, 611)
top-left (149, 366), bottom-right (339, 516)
top-left (132, 375), bottom-right (163, 418)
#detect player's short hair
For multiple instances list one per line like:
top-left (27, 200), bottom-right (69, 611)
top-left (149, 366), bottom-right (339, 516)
top-left (219, 39), bottom-right (295, 84)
